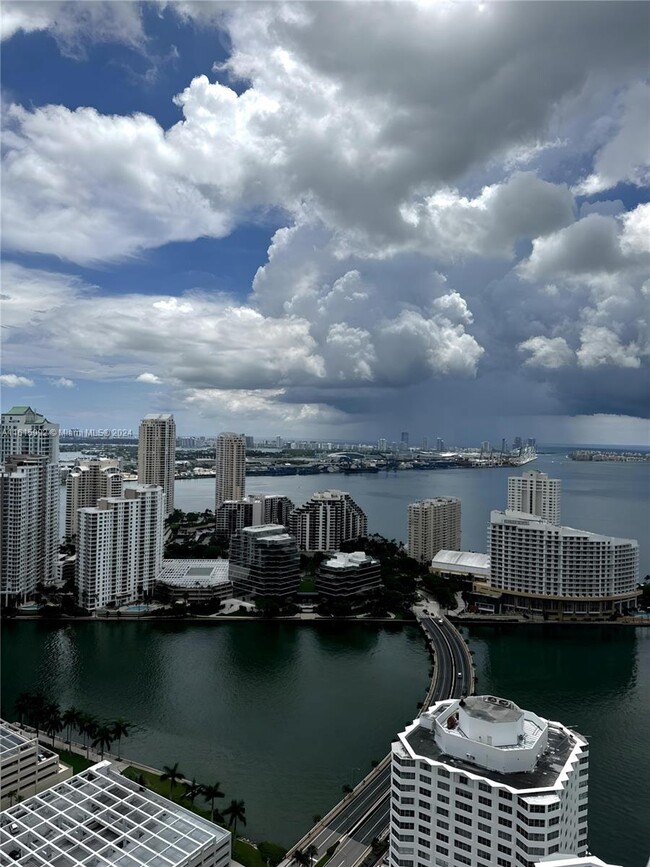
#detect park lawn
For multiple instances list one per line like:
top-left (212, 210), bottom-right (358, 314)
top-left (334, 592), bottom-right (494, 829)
top-left (54, 749), bottom-right (95, 775)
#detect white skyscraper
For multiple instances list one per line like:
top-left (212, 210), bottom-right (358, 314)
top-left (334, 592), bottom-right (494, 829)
top-left (288, 489), bottom-right (368, 551)
top-left (389, 695), bottom-right (590, 867)
top-left (507, 470), bottom-right (561, 524)
top-left (0, 406), bottom-right (60, 605)
top-left (137, 413), bottom-right (176, 515)
top-left (1, 456), bottom-right (59, 605)
top-left (65, 458), bottom-right (123, 537)
top-left (215, 432), bottom-right (246, 509)
top-left (408, 497), bottom-right (461, 563)
top-left (76, 485), bottom-right (164, 609)
top-left (0, 406), bottom-right (59, 464)
top-left (488, 510), bottom-right (639, 615)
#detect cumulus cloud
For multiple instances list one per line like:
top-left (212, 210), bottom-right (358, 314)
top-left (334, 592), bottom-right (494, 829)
top-left (2, 3), bottom-right (648, 263)
top-left (519, 337), bottom-right (575, 370)
top-left (575, 82), bottom-right (650, 195)
top-left (0, 373), bottom-right (34, 387)
top-left (136, 372), bottom-right (162, 384)
top-left (0, 1), bottom-right (145, 55)
top-left (577, 326), bottom-right (641, 369)
top-left (53, 377), bottom-right (75, 388)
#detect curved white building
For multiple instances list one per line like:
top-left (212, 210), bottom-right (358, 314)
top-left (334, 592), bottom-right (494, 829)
top-left (487, 510), bottom-right (639, 615)
top-left (390, 695), bottom-right (590, 867)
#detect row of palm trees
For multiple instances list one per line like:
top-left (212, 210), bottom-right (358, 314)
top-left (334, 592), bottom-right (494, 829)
top-left (14, 691), bottom-right (131, 760)
top-left (158, 763), bottom-right (246, 833)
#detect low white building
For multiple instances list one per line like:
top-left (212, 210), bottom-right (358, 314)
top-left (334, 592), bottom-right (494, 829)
top-left (316, 551), bottom-right (381, 596)
top-left (0, 721), bottom-right (71, 809)
top-left (430, 551), bottom-right (490, 581)
top-left (157, 559), bottom-right (233, 603)
top-left (390, 695), bottom-right (590, 867)
top-left (0, 760), bottom-right (231, 867)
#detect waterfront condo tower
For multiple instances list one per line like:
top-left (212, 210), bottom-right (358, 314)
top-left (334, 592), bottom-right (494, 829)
top-left (0, 405), bottom-right (59, 465)
top-left (507, 470), bottom-right (561, 524)
top-left (0, 455), bottom-right (59, 605)
top-left (487, 510), bottom-right (639, 615)
top-left (76, 485), bottom-right (164, 609)
top-left (65, 458), bottom-right (123, 537)
top-left (228, 524), bottom-right (300, 597)
top-left (288, 489), bottom-right (368, 552)
top-left (137, 413), bottom-right (176, 515)
top-left (408, 497), bottom-right (461, 564)
top-left (215, 432), bottom-right (246, 509)
top-left (389, 695), bottom-right (590, 867)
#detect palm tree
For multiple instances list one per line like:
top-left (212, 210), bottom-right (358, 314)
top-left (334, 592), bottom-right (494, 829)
top-left (44, 703), bottom-right (62, 747)
top-left (305, 845), bottom-right (318, 866)
top-left (61, 707), bottom-right (82, 747)
top-left (79, 714), bottom-right (99, 758)
top-left (201, 783), bottom-right (225, 823)
top-left (92, 725), bottom-right (114, 759)
top-left (183, 778), bottom-right (202, 806)
top-left (14, 691), bottom-right (33, 727)
top-left (223, 799), bottom-right (246, 834)
top-left (293, 851), bottom-right (309, 867)
top-left (111, 718), bottom-right (130, 759)
top-left (160, 763), bottom-right (185, 799)
top-left (30, 693), bottom-right (49, 738)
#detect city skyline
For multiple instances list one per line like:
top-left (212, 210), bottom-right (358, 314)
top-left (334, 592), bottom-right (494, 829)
top-left (1, 2), bottom-right (648, 446)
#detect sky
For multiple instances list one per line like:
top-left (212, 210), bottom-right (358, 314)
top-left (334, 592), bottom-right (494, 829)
top-left (1, 1), bottom-right (649, 445)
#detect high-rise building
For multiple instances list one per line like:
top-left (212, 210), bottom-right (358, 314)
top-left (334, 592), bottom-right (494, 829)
top-left (378, 438), bottom-right (388, 452)
top-left (1, 456), bottom-right (59, 604)
top-left (137, 413), bottom-right (176, 515)
top-left (215, 494), bottom-right (295, 538)
top-left (421, 436), bottom-right (429, 450)
top-left (501, 437), bottom-right (508, 454)
top-left (488, 510), bottom-right (639, 615)
top-left (76, 485), bottom-right (164, 610)
top-left (229, 524), bottom-right (300, 597)
top-left (245, 435), bottom-right (255, 449)
top-left (316, 551), bottom-right (381, 597)
top-left (288, 490), bottom-right (368, 552)
top-left (215, 432), bottom-right (246, 509)
top-left (1, 760), bottom-right (231, 867)
top-left (65, 458), bottom-right (123, 537)
top-left (527, 437), bottom-right (537, 448)
top-left (481, 440), bottom-right (491, 453)
top-left (407, 497), bottom-right (461, 563)
top-left (436, 437), bottom-right (445, 452)
top-left (507, 470), bottom-right (561, 524)
top-left (0, 406), bottom-right (59, 464)
top-left (513, 436), bottom-right (522, 450)
top-left (389, 695), bottom-right (590, 867)
top-left (401, 431), bottom-right (410, 448)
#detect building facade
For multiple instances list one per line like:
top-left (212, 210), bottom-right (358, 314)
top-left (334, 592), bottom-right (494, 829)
top-left (65, 458), bottom-right (123, 537)
top-left (316, 551), bottom-right (381, 597)
top-left (215, 432), bottom-right (246, 509)
top-left (390, 695), bottom-right (590, 867)
top-left (507, 470), bottom-right (561, 524)
top-left (408, 497), bottom-right (461, 564)
top-left (0, 760), bottom-right (231, 867)
top-left (0, 456), bottom-right (59, 604)
top-left (0, 721), bottom-right (71, 808)
top-left (76, 485), bottom-right (164, 610)
top-left (215, 494), bottom-right (295, 538)
top-left (288, 490), bottom-right (368, 552)
top-left (138, 413), bottom-right (176, 515)
top-left (228, 524), bottom-right (300, 597)
top-left (487, 510), bottom-right (640, 615)
top-left (0, 406), bottom-right (59, 465)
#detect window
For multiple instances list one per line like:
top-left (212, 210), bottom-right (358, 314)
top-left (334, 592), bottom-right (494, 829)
top-left (478, 796), bottom-right (492, 806)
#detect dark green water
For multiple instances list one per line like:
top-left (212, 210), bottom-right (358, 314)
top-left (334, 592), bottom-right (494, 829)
top-left (2, 622), bottom-right (648, 865)
top-left (0, 621), bottom-right (431, 846)
top-left (465, 624), bottom-right (650, 867)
